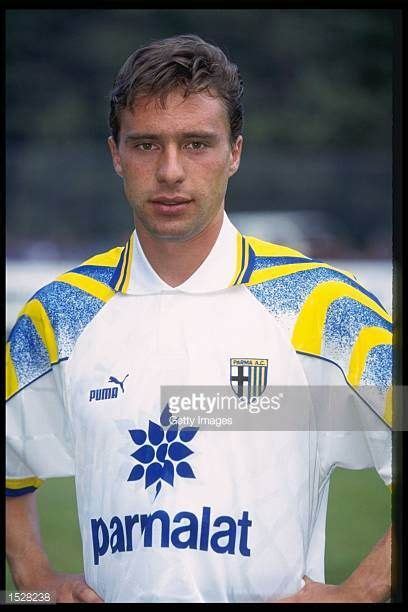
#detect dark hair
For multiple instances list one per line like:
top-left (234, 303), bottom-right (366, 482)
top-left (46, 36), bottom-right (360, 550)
top-left (109, 34), bottom-right (244, 145)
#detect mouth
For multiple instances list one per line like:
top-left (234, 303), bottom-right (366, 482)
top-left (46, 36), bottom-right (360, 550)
top-left (150, 197), bottom-right (192, 214)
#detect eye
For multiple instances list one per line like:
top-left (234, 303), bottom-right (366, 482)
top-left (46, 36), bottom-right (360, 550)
top-left (135, 143), bottom-right (156, 151)
top-left (185, 142), bottom-right (207, 151)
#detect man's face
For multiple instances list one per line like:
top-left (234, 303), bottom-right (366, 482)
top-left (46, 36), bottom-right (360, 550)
top-left (108, 89), bottom-right (242, 241)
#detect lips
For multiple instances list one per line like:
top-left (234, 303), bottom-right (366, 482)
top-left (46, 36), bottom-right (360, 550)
top-left (150, 196), bottom-right (192, 216)
top-left (150, 196), bottom-right (192, 205)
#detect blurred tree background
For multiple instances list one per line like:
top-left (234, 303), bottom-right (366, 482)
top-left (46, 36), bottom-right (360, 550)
top-left (6, 9), bottom-right (394, 259)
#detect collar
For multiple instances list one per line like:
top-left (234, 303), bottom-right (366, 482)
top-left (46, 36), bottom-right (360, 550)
top-left (111, 212), bottom-right (250, 295)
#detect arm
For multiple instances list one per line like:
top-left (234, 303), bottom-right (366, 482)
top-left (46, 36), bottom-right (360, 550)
top-left (274, 525), bottom-right (391, 603)
top-left (6, 493), bottom-right (104, 603)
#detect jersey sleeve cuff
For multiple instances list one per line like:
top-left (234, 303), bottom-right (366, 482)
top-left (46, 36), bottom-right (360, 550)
top-left (6, 476), bottom-right (44, 496)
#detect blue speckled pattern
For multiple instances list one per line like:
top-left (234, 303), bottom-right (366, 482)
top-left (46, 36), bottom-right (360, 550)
top-left (69, 265), bottom-right (116, 285)
top-left (248, 266), bottom-right (384, 313)
top-left (360, 344), bottom-right (392, 392)
top-left (247, 261), bottom-right (392, 409)
top-left (323, 297), bottom-right (392, 361)
top-left (7, 252), bottom-right (121, 397)
top-left (8, 315), bottom-right (51, 387)
top-left (32, 281), bottom-right (105, 359)
top-left (248, 268), bottom-right (343, 319)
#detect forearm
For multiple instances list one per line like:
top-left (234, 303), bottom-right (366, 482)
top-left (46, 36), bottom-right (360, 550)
top-left (342, 525), bottom-right (392, 603)
top-left (6, 492), bottom-right (54, 589)
top-left (275, 525), bottom-right (392, 603)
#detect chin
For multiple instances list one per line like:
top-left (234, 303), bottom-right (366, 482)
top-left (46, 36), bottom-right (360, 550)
top-left (152, 227), bottom-right (199, 242)
top-left (146, 219), bottom-right (200, 242)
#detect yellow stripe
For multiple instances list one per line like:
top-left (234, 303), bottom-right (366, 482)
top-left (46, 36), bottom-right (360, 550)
top-left (246, 236), bottom-right (305, 258)
top-left (56, 272), bottom-right (115, 302)
top-left (121, 234), bottom-right (134, 294)
top-left (347, 327), bottom-right (392, 387)
top-left (388, 483), bottom-right (393, 493)
top-left (17, 299), bottom-right (58, 364)
top-left (6, 342), bottom-right (19, 400)
top-left (236, 239), bottom-right (250, 285)
top-left (6, 476), bottom-right (44, 490)
top-left (82, 246), bottom-right (124, 267)
top-left (383, 387), bottom-right (392, 429)
top-left (292, 281), bottom-right (392, 355)
top-left (115, 241), bottom-right (129, 291)
top-left (229, 233), bottom-right (244, 286)
top-left (247, 261), bottom-right (357, 287)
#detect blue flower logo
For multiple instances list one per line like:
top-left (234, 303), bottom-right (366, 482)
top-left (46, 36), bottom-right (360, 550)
top-left (128, 404), bottom-right (198, 499)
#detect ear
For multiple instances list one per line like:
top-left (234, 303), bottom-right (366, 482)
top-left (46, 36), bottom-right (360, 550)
top-left (108, 136), bottom-right (123, 178)
top-left (228, 135), bottom-right (243, 177)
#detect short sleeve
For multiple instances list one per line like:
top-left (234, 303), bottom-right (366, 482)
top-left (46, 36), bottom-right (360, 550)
top-left (299, 353), bottom-right (392, 487)
top-left (6, 299), bottom-right (74, 496)
top-left (293, 261), bottom-right (393, 488)
top-left (323, 362), bottom-right (391, 486)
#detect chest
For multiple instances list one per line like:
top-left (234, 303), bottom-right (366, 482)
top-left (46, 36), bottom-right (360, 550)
top-left (66, 287), bottom-right (307, 407)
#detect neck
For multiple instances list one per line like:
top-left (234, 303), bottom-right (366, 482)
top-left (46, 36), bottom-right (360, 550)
top-left (135, 209), bottom-right (224, 287)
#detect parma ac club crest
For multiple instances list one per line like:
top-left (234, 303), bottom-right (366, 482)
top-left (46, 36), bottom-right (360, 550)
top-left (230, 358), bottom-right (268, 401)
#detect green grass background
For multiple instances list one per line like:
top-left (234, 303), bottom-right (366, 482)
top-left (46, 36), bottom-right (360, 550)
top-left (6, 467), bottom-right (391, 591)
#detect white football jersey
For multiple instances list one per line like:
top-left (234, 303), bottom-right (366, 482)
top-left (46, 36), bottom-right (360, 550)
top-left (6, 213), bottom-right (392, 602)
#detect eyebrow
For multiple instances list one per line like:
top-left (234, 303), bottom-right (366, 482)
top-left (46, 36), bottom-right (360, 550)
top-left (124, 131), bottom-right (219, 144)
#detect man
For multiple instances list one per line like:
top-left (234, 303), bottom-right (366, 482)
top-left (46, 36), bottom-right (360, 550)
top-left (6, 34), bottom-right (392, 603)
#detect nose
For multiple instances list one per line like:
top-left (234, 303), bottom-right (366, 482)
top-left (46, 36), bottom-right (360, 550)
top-left (156, 146), bottom-right (185, 185)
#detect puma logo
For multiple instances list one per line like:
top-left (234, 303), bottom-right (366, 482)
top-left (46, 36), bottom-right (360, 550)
top-left (108, 374), bottom-right (129, 394)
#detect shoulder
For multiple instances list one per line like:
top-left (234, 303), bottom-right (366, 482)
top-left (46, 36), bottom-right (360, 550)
top-left (6, 245), bottom-right (124, 400)
top-left (243, 235), bottom-right (390, 330)
top-left (241, 235), bottom-right (392, 396)
top-left (243, 234), bottom-right (359, 287)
